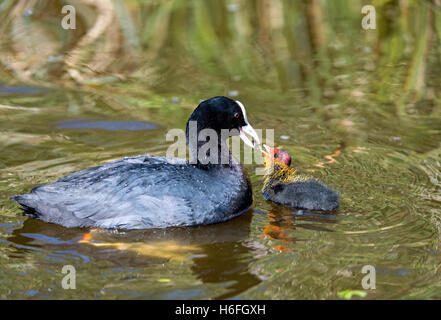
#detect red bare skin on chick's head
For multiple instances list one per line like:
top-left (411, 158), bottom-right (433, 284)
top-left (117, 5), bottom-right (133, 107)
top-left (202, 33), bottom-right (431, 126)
top-left (263, 145), bottom-right (291, 167)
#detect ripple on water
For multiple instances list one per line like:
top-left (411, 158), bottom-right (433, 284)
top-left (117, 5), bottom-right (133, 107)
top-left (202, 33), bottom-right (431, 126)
top-left (0, 85), bottom-right (49, 95)
top-left (55, 119), bottom-right (159, 131)
top-left (241, 142), bottom-right (441, 299)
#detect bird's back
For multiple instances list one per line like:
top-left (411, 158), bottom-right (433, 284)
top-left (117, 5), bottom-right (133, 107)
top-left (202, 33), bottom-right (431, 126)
top-left (11, 156), bottom-right (252, 229)
top-left (262, 179), bottom-right (339, 211)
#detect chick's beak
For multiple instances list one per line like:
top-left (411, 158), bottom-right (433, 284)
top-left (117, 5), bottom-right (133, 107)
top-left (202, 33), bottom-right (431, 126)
top-left (263, 144), bottom-right (271, 155)
top-left (261, 144), bottom-right (276, 164)
top-left (239, 124), bottom-right (260, 149)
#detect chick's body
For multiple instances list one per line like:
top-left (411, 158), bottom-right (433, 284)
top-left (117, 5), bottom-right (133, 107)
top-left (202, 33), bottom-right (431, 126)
top-left (262, 150), bottom-right (339, 212)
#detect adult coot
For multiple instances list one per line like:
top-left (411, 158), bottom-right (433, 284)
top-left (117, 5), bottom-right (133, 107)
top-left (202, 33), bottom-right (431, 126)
top-left (261, 146), bottom-right (339, 211)
top-left (11, 97), bottom-right (261, 229)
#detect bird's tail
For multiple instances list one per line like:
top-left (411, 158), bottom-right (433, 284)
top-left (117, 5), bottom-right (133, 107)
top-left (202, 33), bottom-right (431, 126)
top-left (10, 195), bottom-right (40, 217)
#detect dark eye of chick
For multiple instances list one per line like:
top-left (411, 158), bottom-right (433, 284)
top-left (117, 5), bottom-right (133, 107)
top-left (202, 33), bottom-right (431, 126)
top-left (274, 153), bottom-right (278, 158)
top-left (234, 112), bottom-right (240, 119)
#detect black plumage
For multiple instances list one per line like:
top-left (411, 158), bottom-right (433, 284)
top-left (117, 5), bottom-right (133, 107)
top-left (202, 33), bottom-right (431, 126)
top-left (261, 147), bottom-right (339, 212)
top-left (11, 97), bottom-right (258, 229)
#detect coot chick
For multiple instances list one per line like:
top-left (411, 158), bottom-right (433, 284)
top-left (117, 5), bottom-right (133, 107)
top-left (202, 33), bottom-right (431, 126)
top-left (11, 96), bottom-right (261, 229)
top-left (261, 146), bottom-right (339, 211)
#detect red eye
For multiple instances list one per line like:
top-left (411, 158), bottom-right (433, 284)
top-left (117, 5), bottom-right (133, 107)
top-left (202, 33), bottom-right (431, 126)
top-left (234, 112), bottom-right (240, 119)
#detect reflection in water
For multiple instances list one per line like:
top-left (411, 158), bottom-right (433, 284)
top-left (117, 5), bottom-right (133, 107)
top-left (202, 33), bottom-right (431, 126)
top-left (0, 0), bottom-right (440, 300)
top-left (79, 235), bottom-right (202, 262)
top-left (259, 205), bottom-right (337, 253)
top-left (5, 209), bottom-right (262, 299)
top-left (6, 205), bottom-right (339, 298)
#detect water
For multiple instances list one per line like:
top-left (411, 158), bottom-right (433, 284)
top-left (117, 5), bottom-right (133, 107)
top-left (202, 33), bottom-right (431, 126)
top-left (0, 0), bottom-right (441, 299)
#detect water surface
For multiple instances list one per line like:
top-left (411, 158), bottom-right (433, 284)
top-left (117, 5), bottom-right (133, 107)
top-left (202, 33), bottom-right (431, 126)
top-left (0, 0), bottom-right (440, 299)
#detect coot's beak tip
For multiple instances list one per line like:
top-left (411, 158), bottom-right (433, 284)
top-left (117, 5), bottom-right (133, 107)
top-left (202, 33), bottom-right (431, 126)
top-left (263, 144), bottom-right (271, 154)
top-left (239, 124), bottom-right (260, 149)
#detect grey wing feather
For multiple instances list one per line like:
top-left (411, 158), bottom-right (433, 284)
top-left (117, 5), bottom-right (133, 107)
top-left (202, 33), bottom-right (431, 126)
top-left (11, 156), bottom-right (208, 229)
